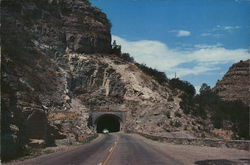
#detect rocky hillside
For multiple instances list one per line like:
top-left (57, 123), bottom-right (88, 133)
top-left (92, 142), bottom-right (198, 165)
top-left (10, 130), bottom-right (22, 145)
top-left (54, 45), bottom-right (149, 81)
top-left (2, 0), bottom-right (111, 160)
top-left (214, 60), bottom-right (250, 106)
top-left (1, 0), bottom-right (220, 161)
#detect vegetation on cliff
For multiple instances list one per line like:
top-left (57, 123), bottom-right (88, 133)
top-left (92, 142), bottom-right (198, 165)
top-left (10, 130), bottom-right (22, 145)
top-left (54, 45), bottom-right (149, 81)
top-left (170, 80), bottom-right (249, 140)
top-left (196, 84), bottom-right (249, 139)
top-left (135, 63), bottom-right (169, 85)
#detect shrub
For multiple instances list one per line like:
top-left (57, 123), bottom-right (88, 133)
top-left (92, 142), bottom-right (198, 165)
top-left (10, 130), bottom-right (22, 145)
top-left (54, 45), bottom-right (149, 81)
top-left (135, 63), bottom-right (168, 84)
top-left (170, 120), bottom-right (182, 127)
top-left (169, 78), bottom-right (195, 96)
top-left (179, 93), bottom-right (194, 114)
top-left (164, 111), bottom-right (171, 118)
top-left (174, 111), bottom-right (182, 118)
top-left (121, 53), bottom-right (134, 63)
top-left (167, 96), bottom-right (174, 102)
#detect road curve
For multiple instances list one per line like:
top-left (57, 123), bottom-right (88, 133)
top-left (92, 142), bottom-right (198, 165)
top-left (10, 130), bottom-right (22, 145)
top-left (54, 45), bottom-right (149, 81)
top-left (9, 133), bottom-right (182, 165)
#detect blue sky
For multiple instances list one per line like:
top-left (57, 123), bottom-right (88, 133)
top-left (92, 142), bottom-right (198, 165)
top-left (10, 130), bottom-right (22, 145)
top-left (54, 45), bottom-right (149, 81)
top-left (90, 0), bottom-right (250, 92)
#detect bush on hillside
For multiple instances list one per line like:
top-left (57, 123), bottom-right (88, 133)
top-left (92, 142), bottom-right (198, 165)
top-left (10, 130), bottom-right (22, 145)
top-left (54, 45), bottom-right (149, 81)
top-left (121, 53), bottom-right (134, 63)
top-left (135, 63), bottom-right (168, 84)
top-left (169, 78), bottom-right (196, 96)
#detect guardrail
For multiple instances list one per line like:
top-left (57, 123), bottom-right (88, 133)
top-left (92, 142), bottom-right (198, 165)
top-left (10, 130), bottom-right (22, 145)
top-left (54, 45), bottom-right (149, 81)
top-left (129, 131), bottom-right (250, 151)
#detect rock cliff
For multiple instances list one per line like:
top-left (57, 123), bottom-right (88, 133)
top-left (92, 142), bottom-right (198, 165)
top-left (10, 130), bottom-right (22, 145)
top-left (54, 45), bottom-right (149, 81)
top-left (214, 60), bottom-right (250, 106)
top-left (1, 0), bottom-right (216, 161)
top-left (2, 0), bottom-right (111, 160)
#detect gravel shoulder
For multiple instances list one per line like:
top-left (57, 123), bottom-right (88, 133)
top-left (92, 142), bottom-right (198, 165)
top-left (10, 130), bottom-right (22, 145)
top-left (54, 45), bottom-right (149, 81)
top-left (133, 134), bottom-right (250, 165)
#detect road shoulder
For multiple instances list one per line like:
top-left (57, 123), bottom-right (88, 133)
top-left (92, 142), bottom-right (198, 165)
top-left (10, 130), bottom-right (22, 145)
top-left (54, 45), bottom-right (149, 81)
top-left (3, 134), bottom-right (103, 165)
top-left (132, 133), bottom-right (250, 165)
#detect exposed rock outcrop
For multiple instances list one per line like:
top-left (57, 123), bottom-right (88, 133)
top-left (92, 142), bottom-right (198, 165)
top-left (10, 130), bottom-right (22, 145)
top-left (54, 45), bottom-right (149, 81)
top-left (2, 0), bottom-right (111, 160)
top-left (214, 60), bottom-right (250, 106)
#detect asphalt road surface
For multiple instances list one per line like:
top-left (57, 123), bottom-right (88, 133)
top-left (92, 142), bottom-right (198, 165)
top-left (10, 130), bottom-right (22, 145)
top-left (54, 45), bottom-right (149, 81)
top-left (9, 133), bottom-right (181, 165)
top-left (8, 133), bottom-right (249, 165)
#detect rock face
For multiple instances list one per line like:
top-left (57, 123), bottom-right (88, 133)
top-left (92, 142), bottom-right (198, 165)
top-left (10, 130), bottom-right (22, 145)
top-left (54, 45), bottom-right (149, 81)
top-left (214, 60), bottom-right (250, 106)
top-left (2, 0), bottom-right (111, 55)
top-left (2, 0), bottom-right (111, 160)
top-left (1, 0), bottom-right (216, 161)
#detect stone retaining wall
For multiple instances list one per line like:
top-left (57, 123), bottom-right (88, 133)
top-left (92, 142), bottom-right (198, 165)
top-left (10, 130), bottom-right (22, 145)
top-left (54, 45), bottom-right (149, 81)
top-left (135, 132), bottom-right (250, 151)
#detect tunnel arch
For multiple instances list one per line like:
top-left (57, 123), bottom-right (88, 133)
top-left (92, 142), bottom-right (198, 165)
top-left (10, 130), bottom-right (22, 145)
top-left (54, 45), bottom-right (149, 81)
top-left (95, 114), bottom-right (121, 133)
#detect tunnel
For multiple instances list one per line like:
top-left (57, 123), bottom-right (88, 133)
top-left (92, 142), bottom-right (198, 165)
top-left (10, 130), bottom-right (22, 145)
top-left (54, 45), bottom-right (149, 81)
top-left (96, 114), bottom-right (120, 133)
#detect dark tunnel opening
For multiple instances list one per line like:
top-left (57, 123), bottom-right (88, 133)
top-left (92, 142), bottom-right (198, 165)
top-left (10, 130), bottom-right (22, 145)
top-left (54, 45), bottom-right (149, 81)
top-left (96, 115), bottom-right (120, 133)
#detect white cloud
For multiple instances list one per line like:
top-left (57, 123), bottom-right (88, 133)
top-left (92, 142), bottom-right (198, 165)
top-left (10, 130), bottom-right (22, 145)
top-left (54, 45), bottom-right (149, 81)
top-left (194, 43), bottom-right (223, 49)
top-left (177, 30), bottom-right (191, 37)
top-left (201, 32), bottom-right (223, 38)
top-left (112, 35), bottom-right (249, 78)
top-left (201, 25), bottom-right (241, 37)
top-left (214, 25), bottom-right (241, 31)
top-left (171, 66), bottom-right (220, 77)
top-left (169, 30), bottom-right (191, 37)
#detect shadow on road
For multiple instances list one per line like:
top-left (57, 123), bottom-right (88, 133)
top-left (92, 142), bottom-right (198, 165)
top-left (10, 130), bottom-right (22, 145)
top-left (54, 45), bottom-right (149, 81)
top-left (194, 159), bottom-right (250, 165)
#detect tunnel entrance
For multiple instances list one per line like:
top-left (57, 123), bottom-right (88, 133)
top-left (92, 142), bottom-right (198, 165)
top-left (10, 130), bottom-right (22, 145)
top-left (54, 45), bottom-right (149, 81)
top-left (96, 114), bottom-right (120, 133)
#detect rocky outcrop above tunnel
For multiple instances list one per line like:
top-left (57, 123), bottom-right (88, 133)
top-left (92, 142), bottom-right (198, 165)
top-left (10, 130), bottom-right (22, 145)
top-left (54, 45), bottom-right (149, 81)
top-left (214, 60), bottom-right (250, 106)
top-left (60, 53), bottom-right (173, 111)
top-left (66, 54), bottom-right (126, 107)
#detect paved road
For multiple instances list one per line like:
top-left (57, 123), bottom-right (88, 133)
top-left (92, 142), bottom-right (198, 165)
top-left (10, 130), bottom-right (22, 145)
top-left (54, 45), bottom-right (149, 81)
top-left (108, 133), bottom-right (182, 165)
top-left (11, 133), bottom-right (182, 165)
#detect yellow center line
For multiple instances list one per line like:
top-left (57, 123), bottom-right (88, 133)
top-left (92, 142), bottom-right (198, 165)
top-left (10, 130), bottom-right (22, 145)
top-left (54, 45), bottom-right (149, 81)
top-left (101, 135), bottom-right (118, 165)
